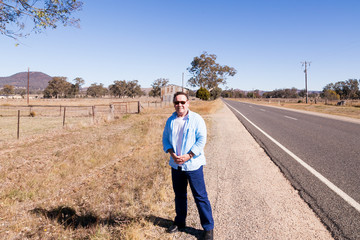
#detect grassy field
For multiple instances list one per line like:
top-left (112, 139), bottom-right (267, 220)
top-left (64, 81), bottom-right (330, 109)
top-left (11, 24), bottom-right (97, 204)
top-left (0, 97), bottom-right (162, 142)
top-left (0, 98), bottom-right (222, 239)
top-left (231, 98), bottom-right (360, 119)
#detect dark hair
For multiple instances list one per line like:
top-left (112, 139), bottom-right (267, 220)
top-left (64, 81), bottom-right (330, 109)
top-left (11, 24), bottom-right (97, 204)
top-left (173, 91), bottom-right (189, 102)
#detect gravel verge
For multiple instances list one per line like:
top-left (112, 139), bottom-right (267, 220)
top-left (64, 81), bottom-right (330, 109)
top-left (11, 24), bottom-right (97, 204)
top-left (172, 103), bottom-right (333, 239)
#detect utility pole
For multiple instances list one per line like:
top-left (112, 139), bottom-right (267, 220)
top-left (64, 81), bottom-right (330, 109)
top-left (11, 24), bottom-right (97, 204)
top-left (301, 61), bottom-right (311, 104)
top-left (182, 72), bottom-right (184, 92)
top-left (27, 68), bottom-right (30, 105)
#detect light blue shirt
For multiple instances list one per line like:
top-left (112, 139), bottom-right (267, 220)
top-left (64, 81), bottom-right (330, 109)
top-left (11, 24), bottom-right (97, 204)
top-left (162, 110), bottom-right (207, 171)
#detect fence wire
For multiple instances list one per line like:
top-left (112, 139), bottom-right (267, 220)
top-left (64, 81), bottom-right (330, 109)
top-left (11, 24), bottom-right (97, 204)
top-left (0, 101), bottom-right (142, 141)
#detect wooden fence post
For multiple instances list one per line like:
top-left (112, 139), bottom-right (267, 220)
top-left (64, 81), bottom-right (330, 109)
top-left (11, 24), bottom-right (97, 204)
top-left (92, 106), bottom-right (95, 123)
top-left (110, 104), bottom-right (114, 119)
top-left (17, 110), bottom-right (20, 139)
top-left (138, 101), bottom-right (141, 113)
top-left (63, 107), bottom-right (66, 127)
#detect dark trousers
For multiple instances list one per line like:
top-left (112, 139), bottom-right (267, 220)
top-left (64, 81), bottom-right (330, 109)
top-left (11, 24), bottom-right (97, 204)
top-left (171, 166), bottom-right (214, 231)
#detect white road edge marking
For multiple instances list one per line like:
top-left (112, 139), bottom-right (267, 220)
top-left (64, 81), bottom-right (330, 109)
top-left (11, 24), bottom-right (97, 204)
top-left (284, 116), bottom-right (298, 121)
top-left (225, 101), bottom-right (360, 213)
top-left (260, 109), bottom-right (266, 111)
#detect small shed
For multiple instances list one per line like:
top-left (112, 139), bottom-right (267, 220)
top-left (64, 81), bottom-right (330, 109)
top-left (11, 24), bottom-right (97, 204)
top-left (161, 84), bottom-right (189, 103)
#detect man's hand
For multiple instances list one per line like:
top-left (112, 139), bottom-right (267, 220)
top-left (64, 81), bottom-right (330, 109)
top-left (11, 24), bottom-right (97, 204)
top-left (174, 154), bottom-right (191, 165)
top-left (168, 149), bottom-right (193, 165)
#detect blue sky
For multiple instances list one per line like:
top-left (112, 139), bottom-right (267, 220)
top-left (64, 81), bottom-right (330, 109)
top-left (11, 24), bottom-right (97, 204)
top-left (1, 0), bottom-right (360, 91)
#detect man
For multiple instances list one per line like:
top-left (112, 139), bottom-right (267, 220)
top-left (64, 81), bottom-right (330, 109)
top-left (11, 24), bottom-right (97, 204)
top-left (162, 91), bottom-right (214, 240)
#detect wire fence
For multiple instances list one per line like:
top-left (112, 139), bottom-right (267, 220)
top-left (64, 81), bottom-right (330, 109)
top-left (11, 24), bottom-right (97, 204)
top-left (0, 99), bottom-right (175, 141)
top-left (0, 101), bottom-right (143, 141)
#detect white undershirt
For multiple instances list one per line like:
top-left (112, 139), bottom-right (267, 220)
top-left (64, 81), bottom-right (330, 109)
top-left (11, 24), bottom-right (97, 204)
top-left (173, 115), bottom-right (188, 156)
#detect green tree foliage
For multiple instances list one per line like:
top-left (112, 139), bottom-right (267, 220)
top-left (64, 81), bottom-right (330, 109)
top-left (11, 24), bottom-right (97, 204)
top-left (0, 0), bottom-right (83, 40)
top-left (86, 83), bottom-right (108, 98)
top-left (210, 87), bottom-right (222, 100)
top-left (322, 79), bottom-right (359, 99)
top-left (109, 80), bottom-right (144, 98)
top-left (246, 90), bottom-right (261, 98)
top-left (187, 52), bottom-right (236, 90)
top-left (126, 80), bottom-right (145, 98)
top-left (221, 88), bottom-right (245, 98)
top-left (321, 89), bottom-right (340, 100)
top-left (1, 84), bottom-right (15, 96)
top-left (262, 88), bottom-right (299, 98)
top-left (43, 76), bottom-right (72, 98)
top-left (72, 77), bottom-right (85, 97)
top-left (247, 92), bottom-right (255, 98)
top-left (196, 87), bottom-right (210, 101)
top-left (149, 78), bottom-right (168, 97)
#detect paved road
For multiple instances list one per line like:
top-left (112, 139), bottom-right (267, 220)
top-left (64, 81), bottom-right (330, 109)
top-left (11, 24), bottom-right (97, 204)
top-left (223, 99), bottom-right (360, 240)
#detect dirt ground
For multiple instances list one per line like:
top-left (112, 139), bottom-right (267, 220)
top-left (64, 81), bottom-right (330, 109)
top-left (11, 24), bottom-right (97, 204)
top-left (170, 103), bottom-right (333, 239)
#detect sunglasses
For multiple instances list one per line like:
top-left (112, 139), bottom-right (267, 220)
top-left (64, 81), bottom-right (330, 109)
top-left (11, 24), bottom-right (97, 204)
top-left (174, 101), bottom-right (187, 105)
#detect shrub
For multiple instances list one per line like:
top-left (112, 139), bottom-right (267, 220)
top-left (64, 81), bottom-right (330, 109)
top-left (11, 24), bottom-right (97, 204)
top-left (196, 87), bottom-right (210, 101)
top-left (30, 111), bottom-right (36, 117)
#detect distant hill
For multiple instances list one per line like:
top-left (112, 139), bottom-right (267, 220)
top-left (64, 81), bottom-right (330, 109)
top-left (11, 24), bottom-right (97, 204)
top-left (0, 72), bottom-right (52, 90)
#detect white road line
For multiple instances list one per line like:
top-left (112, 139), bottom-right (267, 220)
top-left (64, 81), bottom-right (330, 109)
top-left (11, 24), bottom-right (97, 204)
top-left (224, 101), bottom-right (360, 213)
top-left (284, 116), bottom-right (298, 121)
top-left (260, 109), bottom-right (266, 112)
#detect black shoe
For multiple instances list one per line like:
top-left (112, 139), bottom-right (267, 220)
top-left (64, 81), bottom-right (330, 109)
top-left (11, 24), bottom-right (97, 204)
top-left (167, 224), bottom-right (185, 233)
top-left (203, 229), bottom-right (213, 240)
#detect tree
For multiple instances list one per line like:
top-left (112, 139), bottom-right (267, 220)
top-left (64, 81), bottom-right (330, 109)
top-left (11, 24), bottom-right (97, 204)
top-left (1, 84), bottom-right (15, 96)
top-left (72, 77), bottom-right (85, 97)
top-left (109, 80), bottom-right (144, 98)
top-left (1, 0), bottom-right (83, 40)
top-left (126, 80), bottom-right (144, 98)
top-left (109, 80), bottom-right (127, 97)
top-left (187, 52), bottom-right (236, 90)
top-left (321, 89), bottom-right (340, 100)
top-left (196, 87), bottom-right (210, 101)
top-left (43, 77), bottom-right (71, 98)
top-left (247, 91), bottom-right (255, 98)
top-left (86, 83), bottom-right (108, 98)
top-left (322, 79), bottom-right (359, 99)
top-left (149, 78), bottom-right (168, 97)
top-left (14, 88), bottom-right (26, 97)
top-left (210, 87), bottom-right (222, 100)
top-left (262, 88), bottom-right (299, 98)
top-left (221, 88), bottom-right (245, 98)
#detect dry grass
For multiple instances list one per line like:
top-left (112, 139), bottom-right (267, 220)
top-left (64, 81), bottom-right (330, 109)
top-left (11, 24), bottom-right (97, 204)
top-left (0, 98), bottom-right (221, 239)
top-left (231, 98), bottom-right (360, 119)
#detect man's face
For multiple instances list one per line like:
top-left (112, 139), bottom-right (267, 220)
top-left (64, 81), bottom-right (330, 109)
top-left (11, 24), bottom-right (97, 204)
top-left (174, 94), bottom-right (189, 117)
